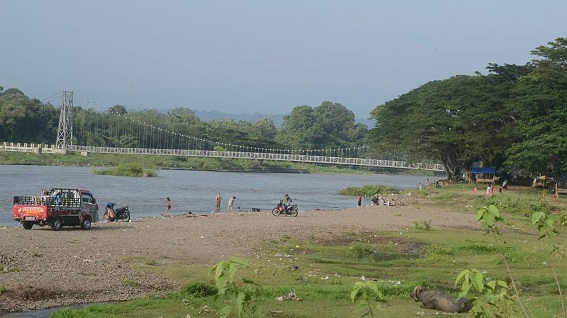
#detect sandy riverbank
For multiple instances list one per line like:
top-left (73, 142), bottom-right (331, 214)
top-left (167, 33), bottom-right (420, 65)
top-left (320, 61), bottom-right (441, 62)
top-left (0, 203), bottom-right (479, 313)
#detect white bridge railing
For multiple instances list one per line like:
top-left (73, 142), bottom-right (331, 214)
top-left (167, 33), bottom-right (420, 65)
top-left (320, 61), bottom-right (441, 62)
top-left (68, 145), bottom-right (445, 171)
top-left (0, 142), bottom-right (446, 171)
top-left (0, 142), bottom-right (60, 154)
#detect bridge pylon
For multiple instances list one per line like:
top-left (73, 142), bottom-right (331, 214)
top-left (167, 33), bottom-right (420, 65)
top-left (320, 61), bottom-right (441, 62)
top-left (56, 90), bottom-right (73, 149)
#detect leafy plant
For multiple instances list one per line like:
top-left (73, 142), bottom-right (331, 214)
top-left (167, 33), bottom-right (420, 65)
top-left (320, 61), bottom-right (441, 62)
top-left (531, 211), bottom-right (566, 316)
top-left (456, 269), bottom-right (519, 318)
top-left (351, 281), bottom-right (384, 317)
top-left (210, 256), bottom-right (260, 318)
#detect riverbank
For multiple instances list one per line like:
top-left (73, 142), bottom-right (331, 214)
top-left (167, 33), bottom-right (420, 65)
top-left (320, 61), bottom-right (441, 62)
top-left (0, 203), bottom-right (477, 313)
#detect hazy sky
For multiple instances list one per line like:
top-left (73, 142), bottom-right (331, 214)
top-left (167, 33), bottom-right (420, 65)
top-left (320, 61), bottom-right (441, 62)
top-left (1, 1), bottom-right (565, 118)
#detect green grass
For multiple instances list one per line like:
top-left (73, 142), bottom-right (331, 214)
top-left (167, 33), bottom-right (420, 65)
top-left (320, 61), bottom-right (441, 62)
top-left (48, 184), bottom-right (567, 317)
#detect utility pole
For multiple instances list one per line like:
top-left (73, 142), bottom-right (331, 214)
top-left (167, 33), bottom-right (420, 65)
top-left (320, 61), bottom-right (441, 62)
top-left (56, 90), bottom-right (73, 149)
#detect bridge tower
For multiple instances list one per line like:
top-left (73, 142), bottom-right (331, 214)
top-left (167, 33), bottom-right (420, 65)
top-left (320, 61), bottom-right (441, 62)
top-left (56, 90), bottom-right (73, 149)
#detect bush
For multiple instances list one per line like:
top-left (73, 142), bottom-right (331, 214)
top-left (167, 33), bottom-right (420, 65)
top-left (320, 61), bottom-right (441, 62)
top-left (93, 163), bottom-right (157, 177)
top-left (350, 242), bottom-right (378, 260)
top-left (178, 282), bottom-right (218, 298)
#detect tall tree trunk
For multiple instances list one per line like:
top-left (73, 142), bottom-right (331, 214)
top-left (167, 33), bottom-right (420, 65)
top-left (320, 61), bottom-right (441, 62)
top-left (439, 152), bottom-right (461, 181)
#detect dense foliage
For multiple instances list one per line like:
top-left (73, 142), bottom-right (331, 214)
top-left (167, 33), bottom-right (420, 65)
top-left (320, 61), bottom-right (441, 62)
top-left (369, 37), bottom-right (567, 180)
top-left (0, 87), bottom-right (368, 156)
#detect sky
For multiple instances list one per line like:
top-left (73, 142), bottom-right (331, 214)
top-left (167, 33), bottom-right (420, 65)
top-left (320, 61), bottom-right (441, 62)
top-left (1, 1), bottom-right (566, 119)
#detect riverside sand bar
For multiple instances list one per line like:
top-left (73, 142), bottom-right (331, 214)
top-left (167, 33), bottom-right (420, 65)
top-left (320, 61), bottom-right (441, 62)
top-left (0, 204), bottom-right (477, 313)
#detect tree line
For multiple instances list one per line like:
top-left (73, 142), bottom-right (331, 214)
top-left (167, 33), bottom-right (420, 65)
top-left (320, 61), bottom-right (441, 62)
top-left (0, 90), bottom-right (368, 156)
top-left (369, 37), bottom-right (567, 181)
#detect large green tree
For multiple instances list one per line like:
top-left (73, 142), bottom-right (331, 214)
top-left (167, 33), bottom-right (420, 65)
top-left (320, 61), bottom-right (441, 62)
top-left (0, 88), bottom-right (58, 143)
top-left (278, 101), bottom-right (367, 153)
top-left (369, 71), bottom-right (522, 179)
top-left (505, 38), bottom-right (567, 177)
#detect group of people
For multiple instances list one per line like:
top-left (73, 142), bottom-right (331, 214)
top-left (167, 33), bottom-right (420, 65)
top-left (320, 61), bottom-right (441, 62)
top-left (418, 179), bottom-right (442, 190)
top-left (371, 193), bottom-right (388, 206)
top-left (215, 193), bottom-right (237, 211)
top-left (163, 193), bottom-right (292, 215)
top-left (355, 193), bottom-right (391, 207)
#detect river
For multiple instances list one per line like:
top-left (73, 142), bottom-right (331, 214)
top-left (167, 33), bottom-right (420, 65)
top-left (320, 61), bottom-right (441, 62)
top-left (0, 165), bottom-right (431, 228)
top-left (0, 165), bottom-right (434, 317)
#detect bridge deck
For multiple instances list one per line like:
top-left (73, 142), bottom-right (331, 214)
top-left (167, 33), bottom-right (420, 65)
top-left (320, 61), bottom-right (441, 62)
top-left (0, 142), bottom-right (445, 172)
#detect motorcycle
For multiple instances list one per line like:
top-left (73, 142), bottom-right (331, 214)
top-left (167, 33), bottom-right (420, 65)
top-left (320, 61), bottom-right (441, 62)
top-left (104, 202), bottom-right (131, 222)
top-left (272, 200), bottom-right (298, 217)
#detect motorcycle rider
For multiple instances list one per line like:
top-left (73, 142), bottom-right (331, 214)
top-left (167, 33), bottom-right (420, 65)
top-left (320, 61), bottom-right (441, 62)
top-left (282, 194), bottom-right (293, 211)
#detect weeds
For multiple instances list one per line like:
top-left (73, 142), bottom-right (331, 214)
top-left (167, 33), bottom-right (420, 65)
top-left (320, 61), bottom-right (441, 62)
top-left (178, 282), bottom-right (218, 298)
top-left (351, 281), bottom-right (384, 317)
top-left (413, 220), bottom-right (431, 230)
top-left (350, 242), bottom-right (377, 260)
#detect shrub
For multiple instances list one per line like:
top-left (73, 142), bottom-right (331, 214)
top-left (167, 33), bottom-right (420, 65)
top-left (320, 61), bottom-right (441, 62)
top-left (350, 242), bottom-right (378, 260)
top-left (93, 163), bottom-right (157, 177)
top-left (178, 282), bottom-right (218, 298)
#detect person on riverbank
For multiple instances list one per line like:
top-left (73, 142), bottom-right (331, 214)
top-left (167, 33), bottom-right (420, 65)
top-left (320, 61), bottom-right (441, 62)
top-left (357, 193), bottom-right (362, 207)
top-left (165, 197), bottom-right (172, 217)
top-left (104, 203), bottom-right (116, 222)
top-left (215, 193), bottom-right (222, 211)
top-left (371, 193), bottom-right (379, 205)
top-left (378, 195), bottom-right (385, 206)
top-left (227, 196), bottom-right (236, 211)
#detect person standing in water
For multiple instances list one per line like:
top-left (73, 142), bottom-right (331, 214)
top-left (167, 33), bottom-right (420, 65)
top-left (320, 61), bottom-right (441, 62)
top-left (215, 193), bottom-right (222, 211)
top-left (165, 197), bottom-right (172, 217)
top-left (227, 196), bottom-right (236, 211)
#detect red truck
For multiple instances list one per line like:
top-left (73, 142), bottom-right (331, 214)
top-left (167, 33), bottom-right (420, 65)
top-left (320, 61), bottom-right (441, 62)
top-left (13, 188), bottom-right (99, 230)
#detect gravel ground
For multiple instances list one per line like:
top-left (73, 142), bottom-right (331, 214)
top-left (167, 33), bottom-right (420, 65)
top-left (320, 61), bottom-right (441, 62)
top-left (0, 199), bottom-right (479, 314)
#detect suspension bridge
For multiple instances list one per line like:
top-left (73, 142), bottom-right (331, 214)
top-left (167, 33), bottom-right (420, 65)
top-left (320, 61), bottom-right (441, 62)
top-left (1, 91), bottom-right (446, 172)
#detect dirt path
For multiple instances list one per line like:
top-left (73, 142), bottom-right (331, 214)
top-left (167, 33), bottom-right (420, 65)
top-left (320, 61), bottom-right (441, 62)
top-left (0, 204), bottom-right (479, 313)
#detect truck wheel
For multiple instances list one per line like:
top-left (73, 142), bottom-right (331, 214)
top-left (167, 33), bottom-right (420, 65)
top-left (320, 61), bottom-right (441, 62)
top-left (81, 218), bottom-right (92, 229)
top-left (22, 222), bottom-right (34, 230)
top-left (51, 218), bottom-right (63, 231)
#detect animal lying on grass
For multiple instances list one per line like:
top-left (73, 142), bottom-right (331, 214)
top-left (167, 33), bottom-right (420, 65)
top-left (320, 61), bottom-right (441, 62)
top-left (410, 285), bottom-right (472, 313)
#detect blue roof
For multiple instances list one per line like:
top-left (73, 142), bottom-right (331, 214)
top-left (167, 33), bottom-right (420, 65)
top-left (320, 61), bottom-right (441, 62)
top-left (471, 167), bottom-right (496, 174)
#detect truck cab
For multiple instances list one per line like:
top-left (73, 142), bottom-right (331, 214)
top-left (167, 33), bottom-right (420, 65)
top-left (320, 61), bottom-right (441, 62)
top-left (13, 188), bottom-right (99, 230)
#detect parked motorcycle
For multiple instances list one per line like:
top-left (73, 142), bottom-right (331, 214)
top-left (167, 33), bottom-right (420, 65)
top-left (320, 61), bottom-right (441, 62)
top-left (104, 202), bottom-right (131, 222)
top-left (272, 200), bottom-right (298, 217)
